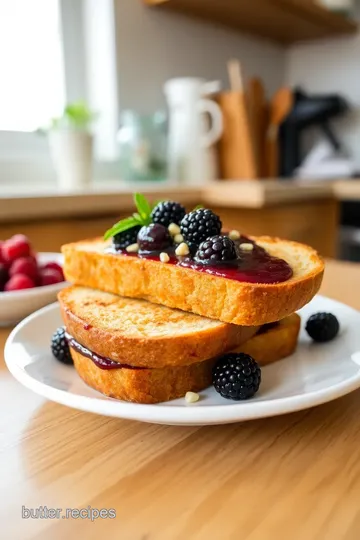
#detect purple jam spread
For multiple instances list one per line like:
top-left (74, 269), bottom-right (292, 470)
top-left (108, 235), bottom-right (292, 284)
top-left (65, 332), bottom-right (144, 371)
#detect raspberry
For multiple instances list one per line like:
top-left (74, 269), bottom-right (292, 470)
top-left (9, 256), bottom-right (38, 281)
top-left (4, 274), bottom-right (35, 292)
top-left (180, 209), bottom-right (222, 246)
top-left (0, 263), bottom-right (9, 291)
top-left (2, 234), bottom-right (31, 262)
top-left (41, 262), bottom-right (64, 280)
top-left (40, 268), bottom-right (64, 286)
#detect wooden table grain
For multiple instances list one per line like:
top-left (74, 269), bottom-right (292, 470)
top-left (1, 260), bottom-right (360, 540)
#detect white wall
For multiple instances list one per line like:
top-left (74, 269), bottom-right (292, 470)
top-left (114, 0), bottom-right (286, 112)
top-left (286, 8), bottom-right (360, 167)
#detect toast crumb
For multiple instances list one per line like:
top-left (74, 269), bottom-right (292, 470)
top-left (229, 230), bottom-right (240, 240)
top-left (168, 223), bottom-right (181, 236)
top-left (160, 252), bottom-right (170, 263)
top-left (174, 234), bottom-right (184, 244)
top-left (185, 391), bottom-right (200, 403)
top-left (175, 242), bottom-right (190, 256)
top-left (126, 243), bottom-right (139, 253)
top-left (240, 243), bottom-right (254, 251)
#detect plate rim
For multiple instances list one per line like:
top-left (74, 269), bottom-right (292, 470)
top-left (5, 296), bottom-right (360, 425)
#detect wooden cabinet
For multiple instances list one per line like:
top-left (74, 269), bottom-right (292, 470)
top-left (212, 198), bottom-right (339, 257)
top-left (144, 0), bottom-right (357, 45)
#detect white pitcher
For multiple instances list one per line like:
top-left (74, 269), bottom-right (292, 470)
top-left (164, 78), bottom-right (223, 185)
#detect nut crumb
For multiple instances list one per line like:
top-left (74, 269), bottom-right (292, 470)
top-left (229, 230), bottom-right (240, 240)
top-left (174, 233), bottom-right (184, 244)
top-left (168, 223), bottom-right (181, 236)
top-left (241, 243), bottom-right (254, 251)
top-left (175, 242), bottom-right (190, 256)
top-left (159, 252), bottom-right (170, 263)
top-left (126, 243), bottom-right (139, 253)
top-left (185, 391), bottom-right (200, 403)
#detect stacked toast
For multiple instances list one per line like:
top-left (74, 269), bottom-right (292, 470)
top-left (59, 196), bottom-right (324, 404)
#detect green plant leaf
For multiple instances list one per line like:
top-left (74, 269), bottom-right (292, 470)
top-left (104, 217), bottom-right (139, 241)
top-left (134, 193), bottom-right (152, 221)
top-left (193, 204), bottom-right (204, 211)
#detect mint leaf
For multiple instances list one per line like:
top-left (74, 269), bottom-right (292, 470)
top-left (104, 217), bottom-right (139, 241)
top-left (134, 193), bottom-right (152, 222)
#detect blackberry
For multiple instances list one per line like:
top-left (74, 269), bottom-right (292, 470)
top-left (151, 201), bottom-right (186, 227)
top-left (112, 226), bottom-right (141, 250)
top-left (195, 235), bottom-right (237, 264)
top-left (51, 327), bottom-right (73, 365)
top-left (137, 223), bottom-right (172, 252)
top-left (213, 353), bottom-right (261, 400)
top-left (306, 312), bottom-right (340, 343)
top-left (180, 209), bottom-right (222, 246)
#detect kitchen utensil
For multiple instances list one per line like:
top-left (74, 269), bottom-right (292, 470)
top-left (217, 60), bottom-right (257, 180)
top-left (164, 77), bottom-right (223, 185)
top-left (248, 77), bottom-right (268, 178)
top-left (265, 87), bottom-right (293, 178)
top-left (279, 88), bottom-right (349, 177)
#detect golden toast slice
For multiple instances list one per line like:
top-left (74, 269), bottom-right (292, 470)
top-left (59, 286), bottom-right (259, 369)
top-left (69, 314), bottom-right (301, 404)
top-left (62, 236), bottom-right (323, 326)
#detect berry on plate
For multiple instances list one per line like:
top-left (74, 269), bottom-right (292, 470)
top-left (195, 235), bottom-right (237, 264)
top-left (151, 201), bottom-right (186, 227)
top-left (212, 353), bottom-right (261, 400)
top-left (180, 209), bottom-right (222, 247)
top-left (2, 234), bottom-right (31, 263)
top-left (0, 263), bottom-right (9, 291)
top-left (5, 273), bottom-right (35, 292)
top-left (112, 225), bottom-right (141, 251)
top-left (51, 327), bottom-right (73, 365)
top-left (306, 312), bottom-right (340, 343)
top-left (41, 261), bottom-right (64, 280)
top-left (39, 268), bottom-right (64, 286)
top-left (9, 256), bottom-right (38, 281)
top-left (137, 223), bottom-right (172, 252)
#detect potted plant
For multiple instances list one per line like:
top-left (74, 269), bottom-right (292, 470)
top-left (40, 101), bottom-right (97, 191)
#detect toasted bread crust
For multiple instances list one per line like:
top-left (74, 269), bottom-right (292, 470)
top-left (237, 313), bottom-right (301, 365)
top-left (71, 351), bottom-right (215, 404)
top-left (62, 236), bottom-right (324, 326)
top-left (59, 286), bottom-right (259, 368)
top-left (70, 314), bottom-right (301, 403)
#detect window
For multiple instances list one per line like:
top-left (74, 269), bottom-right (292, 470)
top-left (0, 0), bottom-right (119, 183)
top-left (0, 0), bottom-right (65, 132)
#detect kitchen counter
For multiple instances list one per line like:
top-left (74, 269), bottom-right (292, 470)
top-left (0, 180), bottom-right (336, 223)
top-left (2, 257), bottom-right (360, 539)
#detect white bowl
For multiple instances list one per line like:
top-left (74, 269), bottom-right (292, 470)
top-left (0, 252), bottom-right (68, 327)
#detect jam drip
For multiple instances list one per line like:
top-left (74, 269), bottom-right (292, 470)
top-left (108, 235), bottom-right (293, 285)
top-left (65, 332), bottom-right (144, 371)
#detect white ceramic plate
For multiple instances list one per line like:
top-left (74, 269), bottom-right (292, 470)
top-left (5, 295), bottom-right (360, 426)
top-left (0, 252), bottom-right (67, 326)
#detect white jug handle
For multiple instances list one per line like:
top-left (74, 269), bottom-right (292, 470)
top-left (198, 99), bottom-right (223, 148)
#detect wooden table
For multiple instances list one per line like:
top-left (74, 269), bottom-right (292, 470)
top-left (1, 260), bottom-right (360, 540)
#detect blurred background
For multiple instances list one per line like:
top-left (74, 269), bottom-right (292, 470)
top-left (1, 0), bottom-right (360, 261)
